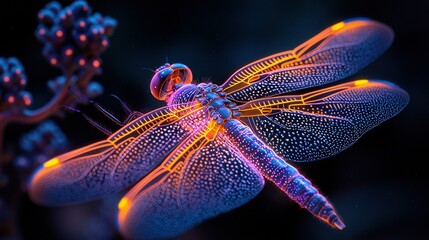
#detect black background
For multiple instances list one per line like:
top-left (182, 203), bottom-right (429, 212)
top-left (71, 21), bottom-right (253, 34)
top-left (1, 0), bottom-right (428, 240)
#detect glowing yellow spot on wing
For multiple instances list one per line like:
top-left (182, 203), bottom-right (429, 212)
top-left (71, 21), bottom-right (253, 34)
top-left (118, 197), bottom-right (132, 225)
top-left (118, 197), bottom-right (129, 210)
top-left (354, 79), bottom-right (369, 86)
top-left (331, 22), bottom-right (345, 31)
top-left (43, 158), bottom-right (59, 168)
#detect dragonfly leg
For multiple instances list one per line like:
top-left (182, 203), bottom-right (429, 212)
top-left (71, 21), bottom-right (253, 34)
top-left (68, 87), bottom-right (124, 125)
top-left (105, 94), bottom-right (143, 125)
top-left (223, 119), bottom-right (345, 229)
top-left (63, 105), bottom-right (112, 135)
top-left (68, 88), bottom-right (141, 126)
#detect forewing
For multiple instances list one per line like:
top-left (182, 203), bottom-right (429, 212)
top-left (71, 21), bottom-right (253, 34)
top-left (29, 103), bottom-right (205, 205)
top-left (118, 128), bottom-right (264, 239)
top-left (239, 80), bottom-right (409, 162)
top-left (221, 18), bottom-right (394, 102)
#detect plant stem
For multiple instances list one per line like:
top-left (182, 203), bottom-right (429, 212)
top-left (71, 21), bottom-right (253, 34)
top-left (0, 69), bottom-right (95, 165)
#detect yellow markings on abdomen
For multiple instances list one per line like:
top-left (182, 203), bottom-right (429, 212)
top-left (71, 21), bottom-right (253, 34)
top-left (43, 157), bottom-right (60, 168)
top-left (331, 21), bottom-right (345, 31)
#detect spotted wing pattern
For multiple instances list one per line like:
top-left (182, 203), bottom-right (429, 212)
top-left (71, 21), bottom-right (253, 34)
top-left (118, 125), bottom-right (264, 239)
top-left (28, 16), bottom-right (409, 240)
top-left (29, 103), bottom-right (205, 205)
top-left (239, 80), bottom-right (409, 162)
top-left (221, 19), bottom-right (394, 102)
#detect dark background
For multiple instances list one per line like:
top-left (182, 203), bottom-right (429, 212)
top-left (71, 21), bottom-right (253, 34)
top-left (1, 0), bottom-right (428, 239)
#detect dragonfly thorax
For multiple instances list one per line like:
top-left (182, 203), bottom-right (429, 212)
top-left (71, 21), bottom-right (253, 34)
top-left (195, 83), bottom-right (241, 125)
top-left (168, 84), bottom-right (198, 106)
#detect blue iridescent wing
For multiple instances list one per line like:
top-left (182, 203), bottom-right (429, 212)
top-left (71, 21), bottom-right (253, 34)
top-left (238, 80), bottom-right (409, 162)
top-left (117, 123), bottom-right (264, 239)
top-left (29, 103), bottom-right (205, 205)
top-left (220, 18), bottom-right (394, 102)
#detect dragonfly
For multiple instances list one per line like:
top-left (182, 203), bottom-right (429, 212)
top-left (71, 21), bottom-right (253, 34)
top-left (29, 18), bottom-right (409, 239)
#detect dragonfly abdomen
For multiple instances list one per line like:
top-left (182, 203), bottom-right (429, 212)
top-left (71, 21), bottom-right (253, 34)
top-left (223, 119), bottom-right (345, 229)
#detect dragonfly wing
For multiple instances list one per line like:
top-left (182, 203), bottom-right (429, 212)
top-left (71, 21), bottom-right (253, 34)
top-left (29, 103), bottom-right (205, 205)
top-left (239, 80), bottom-right (409, 162)
top-left (221, 18), bottom-right (394, 102)
top-left (118, 125), bottom-right (264, 239)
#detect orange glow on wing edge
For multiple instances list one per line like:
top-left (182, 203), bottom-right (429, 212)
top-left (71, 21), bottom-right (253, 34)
top-left (118, 197), bottom-right (131, 219)
top-left (354, 79), bottom-right (369, 86)
top-left (43, 158), bottom-right (60, 168)
top-left (118, 197), bottom-right (130, 210)
top-left (118, 197), bottom-right (133, 230)
top-left (331, 22), bottom-right (345, 31)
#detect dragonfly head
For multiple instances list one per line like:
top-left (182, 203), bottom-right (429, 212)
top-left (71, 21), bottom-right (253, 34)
top-left (150, 63), bottom-right (193, 101)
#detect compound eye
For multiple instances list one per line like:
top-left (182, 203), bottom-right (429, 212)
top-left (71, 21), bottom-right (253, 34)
top-left (150, 67), bottom-right (173, 100)
top-left (150, 63), bottom-right (192, 100)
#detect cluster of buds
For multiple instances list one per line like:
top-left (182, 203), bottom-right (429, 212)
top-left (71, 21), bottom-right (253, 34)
top-left (35, 1), bottom-right (117, 74)
top-left (0, 58), bottom-right (32, 112)
top-left (13, 120), bottom-right (68, 190)
top-left (47, 75), bottom-right (104, 99)
top-left (0, 1), bottom-right (118, 237)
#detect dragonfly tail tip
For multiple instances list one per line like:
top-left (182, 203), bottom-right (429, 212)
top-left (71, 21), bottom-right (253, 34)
top-left (332, 217), bottom-right (346, 230)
